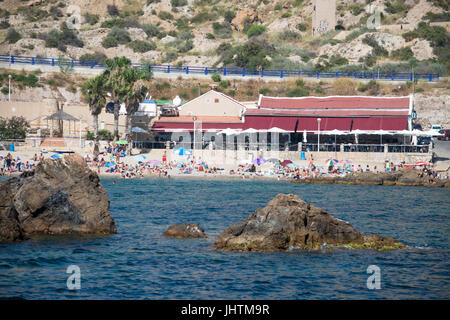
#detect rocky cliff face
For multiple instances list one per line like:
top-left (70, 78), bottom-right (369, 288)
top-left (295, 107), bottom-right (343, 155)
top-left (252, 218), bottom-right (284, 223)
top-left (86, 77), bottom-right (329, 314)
top-left (213, 194), bottom-right (405, 252)
top-left (0, 154), bottom-right (116, 243)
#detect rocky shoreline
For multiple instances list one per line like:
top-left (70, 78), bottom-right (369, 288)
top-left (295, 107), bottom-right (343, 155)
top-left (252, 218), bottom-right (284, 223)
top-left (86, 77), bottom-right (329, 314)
top-left (293, 168), bottom-right (450, 187)
top-left (213, 194), bottom-right (406, 252)
top-left (0, 154), bottom-right (116, 243)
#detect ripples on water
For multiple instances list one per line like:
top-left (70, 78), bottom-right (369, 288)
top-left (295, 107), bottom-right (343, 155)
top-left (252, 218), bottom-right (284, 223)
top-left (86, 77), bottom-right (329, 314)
top-left (0, 177), bottom-right (449, 299)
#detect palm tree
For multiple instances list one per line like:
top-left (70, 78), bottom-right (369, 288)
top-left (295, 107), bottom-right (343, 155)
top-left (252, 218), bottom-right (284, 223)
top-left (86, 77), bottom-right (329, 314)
top-left (124, 79), bottom-right (148, 146)
top-left (103, 57), bottom-right (132, 141)
top-left (81, 75), bottom-right (106, 139)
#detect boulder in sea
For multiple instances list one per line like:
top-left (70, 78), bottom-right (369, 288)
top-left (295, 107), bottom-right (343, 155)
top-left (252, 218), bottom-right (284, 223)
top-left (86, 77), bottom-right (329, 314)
top-left (212, 194), bottom-right (405, 252)
top-left (163, 223), bottom-right (207, 238)
top-left (0, 154), bottom-right (116, 243)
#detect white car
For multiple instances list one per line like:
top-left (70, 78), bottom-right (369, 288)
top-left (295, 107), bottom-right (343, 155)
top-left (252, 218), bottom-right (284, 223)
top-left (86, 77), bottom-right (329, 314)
top-left (430, 125), bottom-right (443, 132)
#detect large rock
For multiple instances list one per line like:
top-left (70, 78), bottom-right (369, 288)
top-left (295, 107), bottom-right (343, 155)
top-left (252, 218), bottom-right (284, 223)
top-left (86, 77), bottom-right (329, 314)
top-left (0, 154), bottom-right (116, 243)
top-left (212, 194), bottom-right (405, 252)
top-left (163, 223), bottom-right (207, 239)
top-left (294, 168), bottom-right (449, 187)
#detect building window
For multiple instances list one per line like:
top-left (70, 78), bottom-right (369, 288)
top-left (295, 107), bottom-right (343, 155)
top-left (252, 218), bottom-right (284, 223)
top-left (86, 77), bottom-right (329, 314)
top-left (215, 98), bottom-right (219, 103)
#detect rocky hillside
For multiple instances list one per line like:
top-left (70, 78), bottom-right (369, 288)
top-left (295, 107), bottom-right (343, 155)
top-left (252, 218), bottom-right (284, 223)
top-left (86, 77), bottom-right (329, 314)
top-left (0, 0), bottom-right (448, 75)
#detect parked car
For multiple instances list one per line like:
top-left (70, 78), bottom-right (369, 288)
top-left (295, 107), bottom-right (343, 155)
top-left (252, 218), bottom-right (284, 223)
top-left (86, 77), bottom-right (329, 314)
top-left (437, 129), bottom-right (450, 141)
top-left (430, 124), bottom-right (443, 132)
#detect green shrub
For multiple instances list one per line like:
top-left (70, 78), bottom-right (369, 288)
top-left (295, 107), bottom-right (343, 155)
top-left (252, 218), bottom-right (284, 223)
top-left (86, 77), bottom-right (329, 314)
top-left (190, 11), bottom-right (216, 24)
top-left (84, 12), bottom-right (99, 25)
top-left (79, 52), bottom-right (107, 62)
top-left (219, 80), bottom-right (230, 88)
top-left (279, 30), bottom-right (301, 41)
top-left (296, 23), bottom-right (308, 32)
top-left (224, 10), bottom-right (235, 23)
top-left (384, 0), bottom-right (406, 14)
top-left (391, 47), bottom-right (414, 61)
top-left (286, 87), bottom-right (309, 97)
top-left (142, 24), bottom-right (161, 37)
top-left (108, 26), bottom-right (131, 44)
top-left (281, 12), bottom-right (291, 18)
top-left (40, 23), bottom-right (84, 49)
top-left (296, 79), bottom-right (305, 87)
top-left (170, 0), bottom-right (187, 6)
top-left (0, 20), bottom-right (10, 29)
top-left (5, 28), bottom-right (21, 43)
top-left (314, 87), bottom-right (325, 94)
top-left (158, 11), bottom-right (174, 20)
top-left (247, 25), bottom-right (267, 38)
top-left (107, 4), bottom-right (120, 16)
top-left (206, 33), bottom-right (215, 39)
top-left (259, 87), bottom-right (271, 95)
top-left (102, 36), bottom-right (118, 48)
top-left (350, 5), bottom-right (364, 16)
top-left (101, 18), bottom-right (125, 28)
top-left (1, 87), bottom-right (8, 95)
top-left (414, 87), bottom-right (424, 93)
top-left (211, 74), bottom-right (221, 82)
top-left (127, 40), bottom-right (156, 53)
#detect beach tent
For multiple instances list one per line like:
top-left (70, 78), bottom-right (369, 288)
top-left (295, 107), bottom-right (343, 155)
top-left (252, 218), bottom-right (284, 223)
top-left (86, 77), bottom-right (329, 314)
top-left (104, 162), bottom-right (116, 167)
top-left (252, 158), bottom-right (267, 165)
top-left (115, 140), bottom-right (128, 145)
top-left (50, 153), bottom-right (63, 159)
top-left (217, 128), bottom-right (240, 136)
top-left (133, 154), bottom-right (147, 162)
top-left (281, 160), bottom-right (293, 167)
top-left (286, 163), bottom-right (299, 168)
top-left (173, 147), bottom-right (192, 155)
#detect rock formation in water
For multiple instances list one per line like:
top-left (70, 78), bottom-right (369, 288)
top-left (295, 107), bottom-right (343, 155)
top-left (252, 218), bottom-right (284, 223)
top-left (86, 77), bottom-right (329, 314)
top-left (293, 168), bottom-right (450, 187)
top-left (213, 194), bottom-right (406, 252)
top-left (163, 223), bottom-right (207, 238)
top-left (0, 154), bottom-right (116, 243)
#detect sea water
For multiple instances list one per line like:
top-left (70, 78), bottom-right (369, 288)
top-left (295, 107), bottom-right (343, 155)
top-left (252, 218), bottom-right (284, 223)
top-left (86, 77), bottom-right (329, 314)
top-left (0, 177), bottom-right (449, 299)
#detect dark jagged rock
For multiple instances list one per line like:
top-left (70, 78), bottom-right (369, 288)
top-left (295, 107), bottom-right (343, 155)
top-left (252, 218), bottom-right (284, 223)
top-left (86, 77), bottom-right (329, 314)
top-left (0, 154), bottom-right (116, 243)
top-left (212, 194), bottom-right (405, 252)
top-left (163, 223), bottom-right (207, 238)
top-left (294, 168), bottom-right (449, 187)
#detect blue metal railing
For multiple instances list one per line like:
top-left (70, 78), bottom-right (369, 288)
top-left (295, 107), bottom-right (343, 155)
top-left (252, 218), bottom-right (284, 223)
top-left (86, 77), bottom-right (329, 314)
top-left (0, 54), bottom-right (440, 82)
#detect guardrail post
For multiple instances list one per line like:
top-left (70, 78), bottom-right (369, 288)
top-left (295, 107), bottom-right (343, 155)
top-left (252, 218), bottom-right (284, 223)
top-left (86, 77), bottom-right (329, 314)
top-left (280, 70), bottom-right (283, 78)
top-left (31, 57), bottom-right (34, 65)
top-left (242, 68), bottom-right (246, 77)
top-left (11, 56), bottom-right (14, 64)
top-left (204, 67), bottom-right (207, 75)
top-left (317, 71), bottom-right (319, 79)
top-left (429, 74), bottom-right (433, 82)
top-left (223, 67), bottom-right (226, 76)
top-left (51, 58), bottom-right (54, 66)
top-left (261, 69), bottom-right (263, 77)
top-left (354, 72), bottom-right (357, 79)
top-left (71, 60), bottom-right (74, 68)
top-left (298, 71), bottom-right (301, 78)
top-left (336, 72), bottom-right (338, 78)
top-left (167, 65), bottom-right (170, 73)
top-left (391, 73), bottom-right (394, 81)
top-left (410, 73), bottom-right (413, 81)
top-left (186, 66), bottom-right (189, 74)
top-left (90, 61), bottom-right (94, 68)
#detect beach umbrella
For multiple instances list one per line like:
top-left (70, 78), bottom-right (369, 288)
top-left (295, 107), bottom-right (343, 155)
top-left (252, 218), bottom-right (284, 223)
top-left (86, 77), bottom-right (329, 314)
top-left (414, 161), bottom-right (428, 166)
top-left (104, 162), bottom-right (116, 167)
top-left (281, 160), bottom-right (293, 167)
top-left (242, 128), bottom-right (258, 133)
top-left (286, 163), bottom-right (299, 168)
top-left (147, 160), bottom-right (161, 165)
top-left (217, 128), bottom-right (239, 136)
top-left (133, 154), bottom-right (147, 162)
top-left (131, 127), bottom-right (148, 133)
top-left (325, 159), bottom-right (338, 167)
top-left (115, 140), bottom-right (128, 145)
top-left (268, 127), bottom-right (289, 133)
top-left (173, 147), bottom-right (192, 155)
top-left (252, 158), bottom-right (267, 165)
top-left (50, 153), bottom-right (63, 159)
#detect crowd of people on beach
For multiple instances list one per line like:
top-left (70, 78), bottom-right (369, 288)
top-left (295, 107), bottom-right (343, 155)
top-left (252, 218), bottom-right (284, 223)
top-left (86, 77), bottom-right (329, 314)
top-left (0, 152), bottom-right (44, 176)
top-left (1, 147), bottom-right (447, 182)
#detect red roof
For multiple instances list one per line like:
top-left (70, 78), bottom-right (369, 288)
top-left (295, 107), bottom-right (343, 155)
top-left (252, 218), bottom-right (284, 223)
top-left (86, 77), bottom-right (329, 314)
top-left (245, 108), bottom-right (409, 117)
top-left (258, 95), bottom-right (411, 111)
